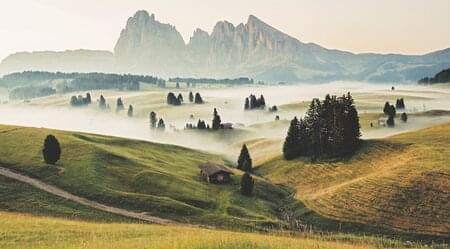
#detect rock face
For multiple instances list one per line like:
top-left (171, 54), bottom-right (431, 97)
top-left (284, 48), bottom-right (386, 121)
top-left (114, 10), bottom-right (188, 76)
top-left (2, 10), bottom-right (450, 82)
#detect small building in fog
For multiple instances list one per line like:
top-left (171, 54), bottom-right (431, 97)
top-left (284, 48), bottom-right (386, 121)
top-left (199, 162), bottom-right (233, 184)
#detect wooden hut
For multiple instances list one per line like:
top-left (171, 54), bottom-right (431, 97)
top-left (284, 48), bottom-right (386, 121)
top-left (199, 162), bottom-right (233, 184)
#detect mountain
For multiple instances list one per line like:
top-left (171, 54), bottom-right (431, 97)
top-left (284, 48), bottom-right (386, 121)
top-left (1, 10), bottom-right (450, 83)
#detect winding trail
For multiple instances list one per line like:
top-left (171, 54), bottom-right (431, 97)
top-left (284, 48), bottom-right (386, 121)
top-left (0, 166), bottom-right (179, 225)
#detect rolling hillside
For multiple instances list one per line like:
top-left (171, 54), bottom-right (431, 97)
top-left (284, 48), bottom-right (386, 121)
top-left (256, 123), bottom-right (450, 236)
top-left (0, 124), bottom-right (288, 229)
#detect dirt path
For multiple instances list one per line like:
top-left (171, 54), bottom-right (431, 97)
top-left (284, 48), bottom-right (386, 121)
top-left (0, 166), bottom-right (179, 225)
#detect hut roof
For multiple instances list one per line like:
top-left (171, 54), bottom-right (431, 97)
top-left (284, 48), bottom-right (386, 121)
top-left (200, 162), bottom-right (234, 176)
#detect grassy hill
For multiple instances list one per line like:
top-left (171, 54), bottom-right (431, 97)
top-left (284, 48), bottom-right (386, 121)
top-left (0, 124), bottom-right (289, 229)
top-left (256, 123), bottom-right (450, 236)
top-left (0, 212), bottom-right (384, 249)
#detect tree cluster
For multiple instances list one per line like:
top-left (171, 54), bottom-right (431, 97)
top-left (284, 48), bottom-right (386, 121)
top-left (9, 85), bottom-right (56, 100)
top-left (269, 105), bottom-right (278, 112)
top-left (70, 93), bottom-right (91, 107)
top-left (283, 93), bottom-right (361, 160)
top-left (244, 94), bottom-right (266, 110)
top-left (167, 92), bottom-right (183, 106)
top-left (395, 98), bottom-right (405, 110)
top-left (383, 102), bottom-right (397, 117)
top-left (185, 119), bottom-right (209, 130)
top-left (149, 111), bottom-right (165, 131)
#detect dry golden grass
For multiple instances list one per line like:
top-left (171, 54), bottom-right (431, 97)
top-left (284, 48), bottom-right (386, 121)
top-left (0, 212), bottom-right (379, 249)
top-left (257, 123), bottom-right (450, 236)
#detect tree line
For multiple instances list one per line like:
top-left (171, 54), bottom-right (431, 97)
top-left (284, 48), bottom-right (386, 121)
top-left (168, 77), bottom-right (254, 85)
top-left (418, 68), bottom-right (450, 84)
top-left (283, 93), bottom-right (361, 160)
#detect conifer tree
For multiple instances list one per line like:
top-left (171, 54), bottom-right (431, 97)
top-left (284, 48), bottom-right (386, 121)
top-left (244, 97), bottom-right (250, 110)
top-left (116, 97), bottom-right (124, 112)
top-left (194, 93), bottom-right (204, 104)
top-left (99, 95), bottom-right (107, 110)
top-left (387, 114), bottom-right (395, 127)
top-left (127, 105), bottom-right (133, 117)
top-left (240, 173), bottom-right (254, 196)
top-left (189, 92), bottom-right (194, 102)
top-left (149, 111), bottom-right (157, 129)
top-left (177, 93), bottom-right (184, 103)
top-left (401, 112), bottom-right (408, 123)
top-left (212, 108), bottom-right (221, 130)
top-left (238, 144), bottom-right (252, 172)
top-left (283, 117), bottom-right (301, 160)
top-left (42, 135), bottom-right (61, 165)
top-left (157, 118), bottom-right (166, 131)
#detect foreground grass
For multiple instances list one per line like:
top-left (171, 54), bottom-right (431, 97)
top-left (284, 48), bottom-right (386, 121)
top-left (257, 123), bottom-right (450, 237)
top-left (0, 212), bottom-right (411, 249)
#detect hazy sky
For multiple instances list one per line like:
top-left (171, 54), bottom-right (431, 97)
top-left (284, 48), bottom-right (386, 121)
top-left (1, 0), bottom-right (449, 60)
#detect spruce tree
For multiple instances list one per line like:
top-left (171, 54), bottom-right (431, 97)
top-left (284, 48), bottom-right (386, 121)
top-left (42, 135), bottom-right (61, 165)
top-left (212, 108), bottom-right (221, 130)
top-left (383, 102), bottom-right (391, 115)
top-left (387, 114), bottom-right (395, 127)
top-left (189, 92), bottom-right (194, 102)
top-left (127, 105), bottom-right (133, 117)
top-left (238, 144), bottom-right (252, 172)
top-left (244, 97), bottom-right (250, 110)
top-left (401, 112), bottom-right (408, 123)
top-left (116, 97), bottom-right (124, 112)
top-left (240, 173), bottom-right (254, 196)
top-left (194, 93), bottom-right (204, 104)
top-left (149, 111), bottom-right (157, 129)
top-left (157, 118), bottom-right (166, 131)
top-left (305, 99), bottom-right (323, 160)
top-left (86, 93), bottom-right (91, 104)
top-left (177, 93), bottom-right (184, 103)
top-left (283, 117), bottom-right (301, 160)
top-left (99, 95), bottom-right (107, 110)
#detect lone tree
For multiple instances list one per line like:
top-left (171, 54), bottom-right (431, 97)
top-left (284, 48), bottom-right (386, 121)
top-left (283, 117), bottom-right (301, 160)
top-left (212, 108), bottom-right (221, 130)
top-left (157, 118), bottom-right (166, 131)
top-left (86, 92), bottom-right (91, 104)
top-left (401, 112), bottom-right (408, 123)
top-left (240, 173), bottom-right (254, 196)
top-left (387, 114), bottom-right (395, 127)
top-left (116, 97), bottom-right (125, 112)
top-left (42, 135), bottom-right (61, 165)
top-left (194, 93), bottom-right (204, 104)
top-left (189, 92), bottom-right (194, 102)
top-left (149, 111), bottom-right (157, 129)
top-left (127, 105), bottom-right (133, 117)
top-left (244, 97), bottom-right (250, 110)
top-left (237, 144), bottom-right (252, 172)
top-left (99, 95), bottom-right (107, 110)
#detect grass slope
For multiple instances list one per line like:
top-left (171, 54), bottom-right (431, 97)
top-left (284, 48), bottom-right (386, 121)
top-left (1, 212), bottom-right (438, 249)
top-left (257, 123), bottom-right (450, 236)
top-left (0, 124), bottom-right (286, 229)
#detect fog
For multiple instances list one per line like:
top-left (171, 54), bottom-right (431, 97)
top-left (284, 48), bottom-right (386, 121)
top-left (0, 82), bottom-right (449, 158)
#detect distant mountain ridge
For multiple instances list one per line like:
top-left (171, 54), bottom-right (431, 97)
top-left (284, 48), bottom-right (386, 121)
top-left (1, 10), bottom-right (450, 83)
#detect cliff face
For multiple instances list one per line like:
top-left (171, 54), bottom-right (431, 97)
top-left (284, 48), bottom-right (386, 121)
top-left (2, 10), bottom-right (450, 82)
top-left (113, 10), bottom-right (188, 76)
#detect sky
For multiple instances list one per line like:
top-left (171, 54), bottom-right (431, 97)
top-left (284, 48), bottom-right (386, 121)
top-left (0, 0), bottom-right (449, 60)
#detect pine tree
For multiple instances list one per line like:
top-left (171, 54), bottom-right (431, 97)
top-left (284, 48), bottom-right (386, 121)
top-left (283, 117), bottom-right (301, 160)
top-left (149, 111), bottom-right (157, 129)
top-left (240, 173), bottom-right (254, 196)
top-left (194, 93), bottom-right (204, 104)
top-left (237, 144), bottom-right (252, 172)
top-left (86, 93), bottom-right (91, 104)
top-left (387, 114), bottom-right (395, 127)
top-left (42, 135), bottom-right (61, 165)
top-left (401, 112), bottom-right (408, 123)
top-left (177, 93), bottom-right (184, 103)
top-left (212, 108), bottom-right (221, 130)
top-left (116, 97), bottom-right (124, 112)
top-left (99, 95), bottom-right (107, 110)
top-left (189, 92), bottom-right (194, 102)
top-left (157, 118), bottom-right (166, 131)
top-left (127, 105), bottom-right (133, 117)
